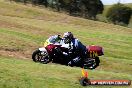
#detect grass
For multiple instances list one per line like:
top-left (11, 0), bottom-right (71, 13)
top-left (0, 56), bottom-right (81, 88)
top-left (0, 0), bottom-right (132, 88)
top-left (0, 56), bottom-right (132, 88)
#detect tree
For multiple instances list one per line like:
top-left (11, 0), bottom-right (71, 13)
top-left (31, 0), bottom-right (48, 7)
top-left (106, 3), bottom-right (132, 25)
top-left (68, 0), bottom-right (104, 19)
top-left (82, 0), bottom-right (104, 19)
top-left (10, 0), bottom-right (104, 20)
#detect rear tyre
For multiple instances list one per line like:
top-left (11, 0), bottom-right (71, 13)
top-left (90, 57), bottom-right (100, 69)
top-left (84, 57), bottom-right (100, 69)
top-left (95, 57), bottom-right (100, 66)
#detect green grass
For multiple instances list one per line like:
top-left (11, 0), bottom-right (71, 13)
top-left (0, 56), bottom-right (81, 88)
top-left (0, 0), bottom-right (132, 88)
top-left (0, 56), bottom-right (131, 88)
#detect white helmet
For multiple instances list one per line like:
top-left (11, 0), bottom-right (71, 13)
top-left (63, 32), bottom-right (74, 39)
top-left (63, 32), bottom-right (74, 43)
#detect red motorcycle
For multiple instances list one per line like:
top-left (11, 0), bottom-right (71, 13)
top-left (32, 44), bottom-right (104, 69)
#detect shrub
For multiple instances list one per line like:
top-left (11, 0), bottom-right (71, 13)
top-left (106, 3), bottom-right (132, 25)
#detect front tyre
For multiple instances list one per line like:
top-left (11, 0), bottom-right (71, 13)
top-left (32, 49), bottom-right (41, 62)
top-left (32, 49), bottom-right (50, 64)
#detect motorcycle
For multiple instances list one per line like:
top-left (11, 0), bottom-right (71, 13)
top-left (32, 44), bottom-right (104, 69)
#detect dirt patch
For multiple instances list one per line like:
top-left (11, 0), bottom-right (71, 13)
top-left (0, 47), bottom-right (33, 60)
top-left (0, 19), bottom-right (34, 30)
top-left (4, 48), bottom-right (21, 52)
top-left (0, 19), bottom-right (17, 28)
top-left (0, 50), bottom-right (26, 59)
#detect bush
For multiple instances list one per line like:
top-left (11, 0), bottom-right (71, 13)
top-left (106, 3), bottom-right (132, 25)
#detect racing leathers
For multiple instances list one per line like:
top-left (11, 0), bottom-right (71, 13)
top-left (61, 38), bottom-right (87, 66)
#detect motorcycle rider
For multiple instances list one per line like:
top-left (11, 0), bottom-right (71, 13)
top-left (62, 32), bottom-right (87, 67)
top-left (44, 35), bottom-right (62, 47)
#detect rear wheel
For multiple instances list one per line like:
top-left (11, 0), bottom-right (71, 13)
top-left (84, 57), bottom-right (100, 69)
top-left (95, 57), bottom-right (100, 66)
top-left (32, 49), bottom-right (50, 64)
top-left (89, 57), bottom-right (100, 69)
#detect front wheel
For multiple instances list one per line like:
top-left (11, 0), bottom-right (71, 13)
top-left (32, 49), bottom-right (50, 64)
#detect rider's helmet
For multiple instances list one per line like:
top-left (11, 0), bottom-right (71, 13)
top-left (63, 32), bottom-right (74, 43)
